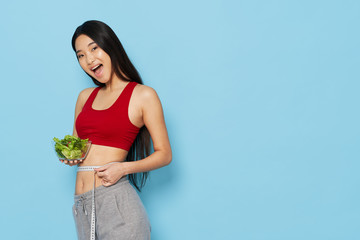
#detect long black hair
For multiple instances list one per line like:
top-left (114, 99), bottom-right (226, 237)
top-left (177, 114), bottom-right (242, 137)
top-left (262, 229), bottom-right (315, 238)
top-left (71, 20), bottom-right (150, 191)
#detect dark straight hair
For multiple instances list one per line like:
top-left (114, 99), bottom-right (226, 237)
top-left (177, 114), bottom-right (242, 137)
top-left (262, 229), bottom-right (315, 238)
top-left (71, 20), bottom-right (150, 191)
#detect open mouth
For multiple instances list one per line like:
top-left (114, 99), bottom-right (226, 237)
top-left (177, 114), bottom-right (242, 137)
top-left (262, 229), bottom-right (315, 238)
top-left (91, 64), bottom-right (103, 77)
top-left (91, 64), bottom-right (102, 71)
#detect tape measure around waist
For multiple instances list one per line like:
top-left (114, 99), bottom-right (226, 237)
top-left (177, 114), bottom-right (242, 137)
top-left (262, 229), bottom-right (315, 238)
top-left (77, 166), bottom-right (101, 172)
top-left (77, 161), bottom-right (118, 172)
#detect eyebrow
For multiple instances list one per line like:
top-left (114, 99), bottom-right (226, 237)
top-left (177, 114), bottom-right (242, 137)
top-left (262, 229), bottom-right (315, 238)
top-left (76, 42), bottom-right (96, 54)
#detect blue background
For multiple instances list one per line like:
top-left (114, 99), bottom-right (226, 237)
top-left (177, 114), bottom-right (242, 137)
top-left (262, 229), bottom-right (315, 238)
top-left (1, 0), bottom-right (359, 239)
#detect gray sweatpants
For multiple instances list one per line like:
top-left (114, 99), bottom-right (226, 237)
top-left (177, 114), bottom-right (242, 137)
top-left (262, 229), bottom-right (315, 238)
top-left (73, 177), bottom-right (151, 240)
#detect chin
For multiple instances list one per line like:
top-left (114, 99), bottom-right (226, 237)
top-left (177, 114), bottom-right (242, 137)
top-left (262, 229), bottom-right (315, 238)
top-left (94, 76), bottom-right (111, 84)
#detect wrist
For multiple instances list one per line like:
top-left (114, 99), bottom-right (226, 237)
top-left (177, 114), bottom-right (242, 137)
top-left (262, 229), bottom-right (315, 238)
top-left (122, 161), bottom-right (133, 176)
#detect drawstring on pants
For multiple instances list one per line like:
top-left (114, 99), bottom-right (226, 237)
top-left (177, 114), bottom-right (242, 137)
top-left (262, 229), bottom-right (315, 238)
top-left (74, 196), bottom-right (89, 216)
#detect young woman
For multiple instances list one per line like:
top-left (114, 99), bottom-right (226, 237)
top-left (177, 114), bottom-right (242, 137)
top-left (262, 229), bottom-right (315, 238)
top-left (61, 20), bottom-right (172, 240)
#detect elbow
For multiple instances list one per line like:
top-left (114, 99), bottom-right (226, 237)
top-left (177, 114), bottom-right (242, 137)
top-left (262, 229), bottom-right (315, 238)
top-left (154, 146), bottom-right (172, 166)
top-left (164, 149), bottom-right (172, 166)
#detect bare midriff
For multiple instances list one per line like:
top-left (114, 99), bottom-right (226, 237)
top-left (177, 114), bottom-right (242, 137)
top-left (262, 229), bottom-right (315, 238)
top-left (75, 144), bottom-right (128, 195)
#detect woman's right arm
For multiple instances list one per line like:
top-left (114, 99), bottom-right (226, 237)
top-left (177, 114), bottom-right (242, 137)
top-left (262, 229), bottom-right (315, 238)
top-left (62, 88), bottom-right (94, 166)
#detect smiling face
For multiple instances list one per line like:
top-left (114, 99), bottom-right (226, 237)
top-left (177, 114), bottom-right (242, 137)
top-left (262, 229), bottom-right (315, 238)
top-left (74, 34), bottom-right (113, 83)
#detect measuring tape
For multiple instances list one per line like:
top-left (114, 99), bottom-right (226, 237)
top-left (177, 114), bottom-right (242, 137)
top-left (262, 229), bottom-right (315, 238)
top-left (77, 166), bottom-right (100, 240)
top-left (77, 162), bottom-right (119, 240)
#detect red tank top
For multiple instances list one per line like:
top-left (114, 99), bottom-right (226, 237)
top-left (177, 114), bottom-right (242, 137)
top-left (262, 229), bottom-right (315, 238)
top-left (75, 81), bottom-right (140, 151)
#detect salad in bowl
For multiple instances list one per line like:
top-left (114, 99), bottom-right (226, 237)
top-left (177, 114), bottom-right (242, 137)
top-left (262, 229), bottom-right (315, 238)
top-left (53, 135), bottom-right (91, 161)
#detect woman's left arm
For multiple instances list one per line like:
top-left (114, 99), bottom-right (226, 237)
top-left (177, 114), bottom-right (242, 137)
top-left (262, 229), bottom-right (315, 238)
top-left (95, 86), bottom-right (172, 186)
top-left (124, 86), bottom-right (172, 173)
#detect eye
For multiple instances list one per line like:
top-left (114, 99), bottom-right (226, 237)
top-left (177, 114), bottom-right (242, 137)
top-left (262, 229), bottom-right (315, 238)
top-left (77, 54), bottom-right (84, 59)
top-left (91, 46), bottom-right (98, 51)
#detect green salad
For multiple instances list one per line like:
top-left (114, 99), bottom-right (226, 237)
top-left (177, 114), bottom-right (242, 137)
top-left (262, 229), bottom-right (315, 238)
top-left (53, 135), bottom-right (89, 159)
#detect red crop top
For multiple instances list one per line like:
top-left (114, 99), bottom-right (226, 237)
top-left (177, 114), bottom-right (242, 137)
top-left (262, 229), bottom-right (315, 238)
top-left (75, 81), bottom-right (140, 151)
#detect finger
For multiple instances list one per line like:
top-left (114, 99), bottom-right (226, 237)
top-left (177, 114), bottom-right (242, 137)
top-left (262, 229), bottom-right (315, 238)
top-left (102, 180), bottom-right (112, 187)
top-left (95, 166), bottom-right (107, 172)
top-left (74, 160), bottom-right (78, 164)
top-left (64, 160), bottom-right (68, 164)
top-left (97, 171), bottom-right (105, 178)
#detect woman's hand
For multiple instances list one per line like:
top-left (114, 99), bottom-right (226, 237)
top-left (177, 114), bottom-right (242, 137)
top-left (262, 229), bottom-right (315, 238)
top-left (60, 159), bottom-right (84, 166)
top-left (95, 162), bottom-right (127, 187)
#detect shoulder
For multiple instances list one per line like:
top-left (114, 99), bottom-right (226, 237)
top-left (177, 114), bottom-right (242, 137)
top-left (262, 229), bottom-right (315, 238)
top-left (132, 84), bottom-right (162, 110)
top-left (76, 87), bottom-right (98, 105)
top-left (78, 87), bottom-right (97, 99)
top-left (133, 84), bottom-right (159, 102)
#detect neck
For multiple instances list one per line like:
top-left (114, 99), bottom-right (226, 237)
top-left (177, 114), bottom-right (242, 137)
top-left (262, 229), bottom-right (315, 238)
top-left (103, 73), bottom-right (129, 92)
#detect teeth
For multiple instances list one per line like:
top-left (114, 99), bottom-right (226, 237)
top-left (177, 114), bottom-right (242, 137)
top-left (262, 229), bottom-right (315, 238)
top-left (91, 64), bottom-right (101, 71)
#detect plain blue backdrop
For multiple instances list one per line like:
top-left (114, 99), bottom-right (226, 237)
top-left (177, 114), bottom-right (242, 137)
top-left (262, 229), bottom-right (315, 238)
top-left (1, 0), bottom-right (359, 239)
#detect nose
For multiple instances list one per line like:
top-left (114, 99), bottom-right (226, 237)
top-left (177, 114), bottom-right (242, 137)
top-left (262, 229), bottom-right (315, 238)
top-left (86, 54), bottom-right (95, 65)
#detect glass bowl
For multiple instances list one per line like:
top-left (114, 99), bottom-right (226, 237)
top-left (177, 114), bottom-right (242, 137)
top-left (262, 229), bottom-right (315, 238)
top-left (56, 141), bottom-right (92, 161)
